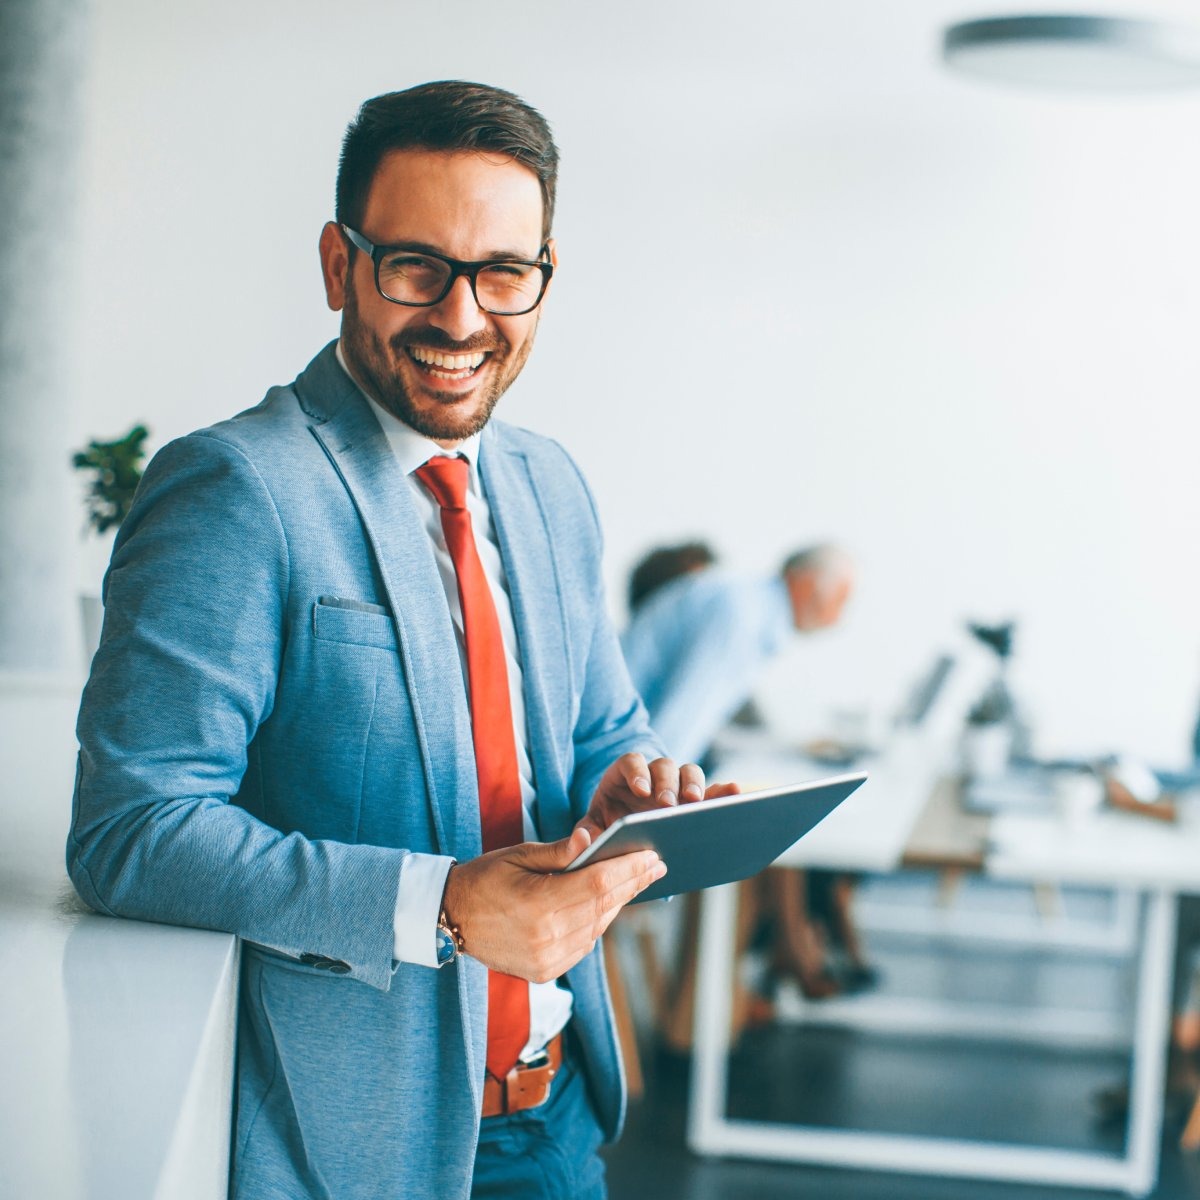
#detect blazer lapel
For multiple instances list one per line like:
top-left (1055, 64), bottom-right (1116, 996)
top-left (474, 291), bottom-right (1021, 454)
top-left (297, 345), bottom-right (481, 861)
top-left (478, 426), bottom-right (574, 841)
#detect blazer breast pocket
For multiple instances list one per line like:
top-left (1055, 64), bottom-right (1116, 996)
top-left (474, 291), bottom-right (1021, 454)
top-left (312, 597), bottom-right (398, 652)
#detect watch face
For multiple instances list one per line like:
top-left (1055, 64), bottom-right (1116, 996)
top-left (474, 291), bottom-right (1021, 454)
top-left (435, 926), bottom-right (456, 966)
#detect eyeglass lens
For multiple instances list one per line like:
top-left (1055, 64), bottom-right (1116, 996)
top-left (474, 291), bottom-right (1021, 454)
top-left (377, 251), bottom-right (545, 314)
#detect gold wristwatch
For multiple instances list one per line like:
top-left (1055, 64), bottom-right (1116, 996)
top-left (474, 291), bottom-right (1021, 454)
top-left (435, 909), bottom-right (464, 967)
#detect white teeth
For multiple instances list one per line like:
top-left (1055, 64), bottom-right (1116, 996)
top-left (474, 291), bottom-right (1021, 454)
top-left (410, 348), bottom-right (486, 371)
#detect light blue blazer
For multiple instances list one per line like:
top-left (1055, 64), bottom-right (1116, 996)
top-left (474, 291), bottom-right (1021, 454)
top-left (67, 342), bottom-right (663, 1200)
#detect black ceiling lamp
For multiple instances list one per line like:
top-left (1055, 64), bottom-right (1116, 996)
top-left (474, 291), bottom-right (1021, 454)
top-left (942, 14), bottom-right (1200, 91)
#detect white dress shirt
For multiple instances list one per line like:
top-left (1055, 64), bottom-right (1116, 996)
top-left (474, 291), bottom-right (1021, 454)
top-left (335, 345), bottom-right (572, 1061)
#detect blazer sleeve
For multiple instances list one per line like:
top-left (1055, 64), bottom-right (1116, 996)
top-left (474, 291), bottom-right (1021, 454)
top-left (569, 607), bottom-right (667, 818)
top-left (67, 433), bottom-right (405, 992)
top-left (550, 445), bottom-right (667, 817)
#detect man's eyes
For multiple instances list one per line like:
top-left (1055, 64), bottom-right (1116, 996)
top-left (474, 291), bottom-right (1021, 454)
top-left (479, 263), bottom-right (532, 279)
top-left (379, 255), bottom-right (531, 275)
top-left (382, 254), bottom-right (441, 274)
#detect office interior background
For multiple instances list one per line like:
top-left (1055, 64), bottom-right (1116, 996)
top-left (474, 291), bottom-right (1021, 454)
top-left (4, 0), bottom-right (1200, 1197)
top-left (61, 0), bottom-right (1200, 761)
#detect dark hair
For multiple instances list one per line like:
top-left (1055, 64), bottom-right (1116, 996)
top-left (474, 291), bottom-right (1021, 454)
top-left (628, 541), bottom-right (717, 611)
top-left (335, 80), bottom-right (559, 241)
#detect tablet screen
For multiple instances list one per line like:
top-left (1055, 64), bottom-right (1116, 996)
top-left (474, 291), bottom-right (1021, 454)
top-left (564, 772), bottom-right (867, 903)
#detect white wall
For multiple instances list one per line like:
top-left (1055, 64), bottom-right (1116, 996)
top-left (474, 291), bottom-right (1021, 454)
top-left (74, 0), bottom-right (1200, 763)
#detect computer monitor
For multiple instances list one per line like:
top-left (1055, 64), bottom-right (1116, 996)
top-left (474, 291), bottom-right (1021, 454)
top-left (894, 653), bottom-right (956, 729)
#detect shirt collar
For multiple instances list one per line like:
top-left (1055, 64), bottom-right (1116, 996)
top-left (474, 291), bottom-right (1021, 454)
top-left (335, 340), bottom-right (482, 488)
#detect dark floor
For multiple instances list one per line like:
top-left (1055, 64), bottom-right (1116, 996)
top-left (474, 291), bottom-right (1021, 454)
top-left (605, 1036), bottom-right (1200, 1200)
top-left (726, 1026), bottom-right (1126, 1148)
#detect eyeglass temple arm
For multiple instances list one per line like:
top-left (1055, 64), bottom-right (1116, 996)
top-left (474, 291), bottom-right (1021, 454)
top-left (340, 225), bottom-right (374, 257)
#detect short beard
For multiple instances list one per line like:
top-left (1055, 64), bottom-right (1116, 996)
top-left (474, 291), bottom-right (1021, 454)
top-left (339, 278), bottom-right (534, 442)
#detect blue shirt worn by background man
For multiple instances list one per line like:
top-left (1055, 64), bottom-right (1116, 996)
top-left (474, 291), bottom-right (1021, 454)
top-left (620, 570), bottom-right (793, 765)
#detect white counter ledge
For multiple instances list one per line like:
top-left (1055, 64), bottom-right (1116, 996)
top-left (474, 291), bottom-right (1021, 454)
top-left (0, 677), bottom-right (238, 1200)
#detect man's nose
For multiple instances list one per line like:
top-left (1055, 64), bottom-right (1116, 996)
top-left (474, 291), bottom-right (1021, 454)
top-left (427, 274), bottom-right (488, 342)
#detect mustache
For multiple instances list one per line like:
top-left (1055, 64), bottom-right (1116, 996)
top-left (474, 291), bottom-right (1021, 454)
top-left (391, 329), bottom-right (505, 355)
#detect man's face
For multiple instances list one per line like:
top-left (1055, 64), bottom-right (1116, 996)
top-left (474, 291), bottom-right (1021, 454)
top-left (811, 575), bottom-right (853, 629)
top-left (787, 569), bottom-right (854, 632)
top-left (320, 148), bottom-right (554, 446)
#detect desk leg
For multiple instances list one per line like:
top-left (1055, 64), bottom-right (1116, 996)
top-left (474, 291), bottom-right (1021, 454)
top-left (687, 883), bottom-right (738, 1155)
top-left (1124, 889), bottom-right (1176, 1196)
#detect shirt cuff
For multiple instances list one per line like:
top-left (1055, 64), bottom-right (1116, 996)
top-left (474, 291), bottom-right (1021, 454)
top-left (393, 851), bottom-right (455, 968)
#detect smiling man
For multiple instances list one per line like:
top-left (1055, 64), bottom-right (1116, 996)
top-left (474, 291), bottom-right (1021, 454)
top-left (68, 81), bottom-right (728, 1200)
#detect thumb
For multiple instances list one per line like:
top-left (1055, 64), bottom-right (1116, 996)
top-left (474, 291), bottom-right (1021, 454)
top-left (514, 826), bottom-right (592, 873)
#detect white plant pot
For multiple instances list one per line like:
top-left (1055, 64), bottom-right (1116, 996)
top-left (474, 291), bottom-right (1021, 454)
top-left (80, 593), bottom-right (103, 670)
top-left (77, 530), bottom-right (115, 671)
top-left (961, 724), bottom-right (1012, 780)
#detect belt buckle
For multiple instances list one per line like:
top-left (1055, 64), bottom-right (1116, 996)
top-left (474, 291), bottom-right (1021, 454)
top-left (506, 1062), bottom-right (554, 1113)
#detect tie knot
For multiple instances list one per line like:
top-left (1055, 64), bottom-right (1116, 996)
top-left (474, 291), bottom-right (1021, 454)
top-left (415, 456), bottom-right (470, 511)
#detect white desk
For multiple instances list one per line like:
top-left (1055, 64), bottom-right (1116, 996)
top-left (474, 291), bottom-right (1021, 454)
top-left (687, 741), bottom-right (1197, 1197)
top-left (715, 731), bottom-right (942, 874)
top-left (0, 677), bottom-right (239, 1200)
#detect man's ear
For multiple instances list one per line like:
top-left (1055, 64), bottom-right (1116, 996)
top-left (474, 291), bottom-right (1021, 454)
top-left (319, 221), bottom-right (349, 312)
top-left (542, 237), bottom-right (558, 302)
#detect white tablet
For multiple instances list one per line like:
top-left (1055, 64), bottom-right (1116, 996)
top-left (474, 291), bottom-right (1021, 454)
top-left (565, 771), bottom-right (867, 904)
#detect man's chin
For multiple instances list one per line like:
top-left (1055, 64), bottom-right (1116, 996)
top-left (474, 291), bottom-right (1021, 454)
top-left (385, 391), bottom-right (498, 443)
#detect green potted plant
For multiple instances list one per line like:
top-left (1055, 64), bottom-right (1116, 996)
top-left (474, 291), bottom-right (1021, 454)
top-left (71, 424), bottom-right (150, 661)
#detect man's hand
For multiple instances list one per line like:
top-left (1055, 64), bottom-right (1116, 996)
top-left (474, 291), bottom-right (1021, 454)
top-left (440, 828), bottom-right (665, 982)
top-left (575, 752), bottom-right (741, 843)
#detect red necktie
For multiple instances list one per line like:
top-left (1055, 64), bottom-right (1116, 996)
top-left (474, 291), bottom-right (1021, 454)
top-left (415, 456), bottom-right (529, 1081)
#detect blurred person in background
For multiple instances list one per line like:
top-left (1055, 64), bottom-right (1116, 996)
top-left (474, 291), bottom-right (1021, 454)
top-left (621, 543), bottom-right (872, 1028)
top-left (622, 544), bottom-right (854, 769)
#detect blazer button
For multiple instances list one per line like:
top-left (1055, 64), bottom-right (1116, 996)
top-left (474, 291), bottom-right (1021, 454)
top-left (329, 962), bottom-right (351, 975)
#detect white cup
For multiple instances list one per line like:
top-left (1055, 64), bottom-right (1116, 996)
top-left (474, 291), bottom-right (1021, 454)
top-left (1055, 772), bottom-right (1104, 827)
top-left (961, 724), bottom-right (1012, 780)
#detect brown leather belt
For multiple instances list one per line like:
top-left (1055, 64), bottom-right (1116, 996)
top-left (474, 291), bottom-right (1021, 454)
top-left (481, 1032), bottom-right (564, 1118)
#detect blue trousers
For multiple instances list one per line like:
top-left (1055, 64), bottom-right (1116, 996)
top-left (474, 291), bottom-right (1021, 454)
top-left (470, 1050), bottom-right (607, 1199)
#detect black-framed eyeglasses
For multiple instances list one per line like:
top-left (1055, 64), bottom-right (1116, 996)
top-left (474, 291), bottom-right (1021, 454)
top-left (340, 225), bottom-right (553, 316)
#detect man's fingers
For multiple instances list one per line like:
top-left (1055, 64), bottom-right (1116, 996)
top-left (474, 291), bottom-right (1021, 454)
top-left (543, 870), bottom-right (663, 977)
top-left (572, 813), bottom-right (604, 842)
top-left (679, 761), bottom-right (706, 802)
top-left (704, 780), bottom-right (741, 801)
top-left (607, 854), bottom-right (667, 911)
top-left (511, 826), bottom-right (592, 873)
top-left (553, 851), bottom-right (665, 930)
top-left (647, 756), bottom-right (681, 807)
top-left (590, 856), bottom-right (668, 932)
top-left (616, 751), bottom-right (652, 798)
